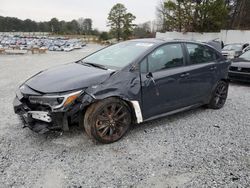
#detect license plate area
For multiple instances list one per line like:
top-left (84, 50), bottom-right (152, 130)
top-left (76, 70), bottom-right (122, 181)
top-left (28, 111), bottom-right (52, 123)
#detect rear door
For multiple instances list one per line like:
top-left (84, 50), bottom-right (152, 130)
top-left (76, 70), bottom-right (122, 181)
top-left (182, 43), bottom-right (221, 104)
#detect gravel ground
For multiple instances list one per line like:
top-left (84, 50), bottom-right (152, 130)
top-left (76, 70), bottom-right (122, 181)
top-left (0, 44), bottom-right (249, 188)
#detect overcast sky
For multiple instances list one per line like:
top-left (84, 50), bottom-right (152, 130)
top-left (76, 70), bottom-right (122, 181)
top-left (0, 0), bottom-right (160, 31)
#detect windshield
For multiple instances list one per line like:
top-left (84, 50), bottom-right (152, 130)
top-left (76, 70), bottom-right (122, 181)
top-left (223, 44), bottom-right (242, 51)
top-left (82, 41), bottom-right (154, 69)
top-left (240, 50), bottom-right (250, 61)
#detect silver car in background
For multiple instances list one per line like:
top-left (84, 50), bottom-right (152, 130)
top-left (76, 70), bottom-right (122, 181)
top-left (222, 43), bottom-right (249, 59)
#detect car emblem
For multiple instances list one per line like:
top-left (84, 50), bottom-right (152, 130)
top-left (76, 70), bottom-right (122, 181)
top-left (238, 67), bottom-right (242, 71)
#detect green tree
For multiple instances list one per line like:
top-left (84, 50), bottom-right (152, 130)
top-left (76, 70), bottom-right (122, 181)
top-left (23, 19), bottom-right (38, 32)
top-left (69, 20), bottom-right (80, 34)
top-left (91, 29), bottom-right (100, 36)
top-left (122, 13), bottom-right (136, 40)
top-left (0, 16), bottom-right (96, 34)
top-left (83, 18), bottom-right (92, 35)
top-left (107, 3), bottom-right (127, 40)
top-left (161, 0), bottom-right (228, 32)
top-left (49, 18), bottom-right (60, 33)
top-left (229, 0), bottom-right (250, 29)
top-left (77, 18), bottom-right (93, 35)
top-left (156, 1), bottom-right (170, 32)
top-left (38, 22), bottom-right (49, 32)
top-left (133, 22), bottom-right (152, 38)
top-left (107, 3), bottom-right (136, 41)
top-left (194, 0), bottom-right (228, 32)
top-left (99, 32), bottom-right (111, 41)
top-left (164, 0), bottom-right (195, 32)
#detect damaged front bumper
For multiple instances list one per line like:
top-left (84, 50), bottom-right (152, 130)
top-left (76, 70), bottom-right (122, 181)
top-left (13, 96), bottom-right (69, 134)
top-left (13, 88), bottom-right (95, 134)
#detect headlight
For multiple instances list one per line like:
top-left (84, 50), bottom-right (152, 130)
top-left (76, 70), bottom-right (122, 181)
top-left (29, 90), bottom-right (82, 109)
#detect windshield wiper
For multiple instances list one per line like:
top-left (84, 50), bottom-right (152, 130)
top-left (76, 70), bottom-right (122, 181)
top-left (81, 61), bottom-right (108, 70)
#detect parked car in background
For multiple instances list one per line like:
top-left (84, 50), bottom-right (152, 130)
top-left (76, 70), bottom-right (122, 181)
top-left (0, 34), bottom-right (86, 52)
top-left (63, 44), bottom-right (74, 52)
top-left (229, 49), bottom-right (250, 82)
top-left (206, 38), bottom-right (223, 52)
top-left (13, 39), bottom-right (231, 143)
top-left (243, 45), bottom-right (250, 53)
top-left (222, 43), bottom-right (249, 59)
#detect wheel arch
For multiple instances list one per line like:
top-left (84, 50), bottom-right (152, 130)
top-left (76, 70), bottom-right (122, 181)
top-left (81, 95), bottom-right (143, 125)
top-left (220, 78), bottom-right (229, 83)
top-left (207, 79), bottom-right (229, 105)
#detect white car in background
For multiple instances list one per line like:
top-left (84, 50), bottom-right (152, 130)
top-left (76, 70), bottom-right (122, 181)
top-left (63, 44), bottom-right (74, 52)
top-left (222, 43), bottom-right (249, 59)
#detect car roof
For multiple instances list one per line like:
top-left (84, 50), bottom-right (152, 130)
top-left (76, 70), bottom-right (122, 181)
top-left (127, 38), bottom-right (222, 53)
top-left (129, 38), bottom-right (166, 44)
top-left (129, 38), bottom-right (208, 46)
top-left (225, 43), bottom-right (248, 45)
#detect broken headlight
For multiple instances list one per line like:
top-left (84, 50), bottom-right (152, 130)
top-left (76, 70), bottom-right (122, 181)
top-left (29, 90), bottom-right (82, 109)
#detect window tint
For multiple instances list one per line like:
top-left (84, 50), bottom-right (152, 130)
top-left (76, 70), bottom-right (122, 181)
top-left (148, 43), bottom-right (184, 72)
top-left (140, 58), bottom-right (148, 73)
top-left (186, 43), bottom-right (219, 65)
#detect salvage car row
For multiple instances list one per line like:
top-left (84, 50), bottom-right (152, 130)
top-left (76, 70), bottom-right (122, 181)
top-left (228, 48), bottom-right (250, 82)
top-left (0, 35), bottom-right (86, 52)
top-left (221, 43), bottom-right (249, 59)
top-left (220, 41), bottom-right (250, 82)
top-left (202, 41), bottom-right (250, 82)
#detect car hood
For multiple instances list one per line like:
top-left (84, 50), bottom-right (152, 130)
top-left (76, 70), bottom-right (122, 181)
top-left (25, 63), bottom-right (114, 93)
top-left (231, 58), bottom-right (250, 68)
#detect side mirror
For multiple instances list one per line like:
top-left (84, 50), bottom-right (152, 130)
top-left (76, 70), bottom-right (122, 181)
top-left (129, 64), bottom-right (138, 72)
top-left (146, 72), bottom-right (153, 79)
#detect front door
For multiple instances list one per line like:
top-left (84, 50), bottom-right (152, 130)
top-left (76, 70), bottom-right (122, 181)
top-left (140, 43), bottom-right (190, 119)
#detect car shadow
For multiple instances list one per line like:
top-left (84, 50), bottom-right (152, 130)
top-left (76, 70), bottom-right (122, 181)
top-left (229, 81), bottom-right (250, 87)
top-left (33, 106), bottom-right (208, 143)
top-left (128, 106), bottom-right (206, 134)
top-left (43, 124), bottom-right (83, 138)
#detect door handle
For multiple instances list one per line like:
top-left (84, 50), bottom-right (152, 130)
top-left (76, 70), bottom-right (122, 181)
top-left (146, 72), bottom-right (153, 79)
top-left (180, 73), bottom-right (190, 78)
top-left (144, 72), bottom-right (160, 96)
top-left (210, 66), bottom-right (217, 71)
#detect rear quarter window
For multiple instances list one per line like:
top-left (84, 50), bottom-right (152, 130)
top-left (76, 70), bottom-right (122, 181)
top-left (186, 43), bottom-right (220, 65)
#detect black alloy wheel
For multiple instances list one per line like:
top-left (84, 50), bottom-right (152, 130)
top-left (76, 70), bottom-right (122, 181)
top-left (84, 98), bottom-right (131, 144)
top-left (208, 81), bottom-right (229, 109)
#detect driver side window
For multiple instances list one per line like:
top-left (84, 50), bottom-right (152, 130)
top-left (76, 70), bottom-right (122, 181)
top-left (148, 43), bottom-right (184, 72)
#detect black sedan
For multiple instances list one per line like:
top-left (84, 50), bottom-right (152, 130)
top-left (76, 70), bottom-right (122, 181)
top-left (14, 39), bottom-right (231, 143)
top-left (229, 50), bottom-right (250, 82)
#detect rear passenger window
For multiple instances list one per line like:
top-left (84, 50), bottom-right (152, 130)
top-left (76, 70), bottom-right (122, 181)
top-left (148, 43), bottom-right (184, 72)
top-left (186, 43), bottom-right (219, 65)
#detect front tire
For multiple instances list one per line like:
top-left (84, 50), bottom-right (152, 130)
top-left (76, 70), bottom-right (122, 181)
top-left (207, 81), bottom-right (229, 109)
top-left (83, 98), bottom-right (131, 144)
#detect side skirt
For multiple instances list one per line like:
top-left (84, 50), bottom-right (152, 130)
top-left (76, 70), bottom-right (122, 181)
top-left (143, 103), bottom-right (204, 123)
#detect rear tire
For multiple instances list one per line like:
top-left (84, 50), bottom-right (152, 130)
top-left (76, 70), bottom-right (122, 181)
top-left (83, 98), bottom-right (131, 144)
top-left (207, 81), bottom-right (228, 109)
